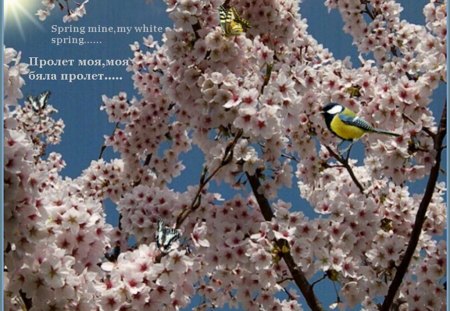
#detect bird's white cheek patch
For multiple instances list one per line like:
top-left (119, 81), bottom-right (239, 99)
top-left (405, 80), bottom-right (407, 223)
top-left (327, 105), bottom-right (343, 114)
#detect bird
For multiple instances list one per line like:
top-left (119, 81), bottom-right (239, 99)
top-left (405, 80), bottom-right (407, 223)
top-left (321, 103), bottom-right (400, 158)
top-left (321, 103), bottom-right (400, 141)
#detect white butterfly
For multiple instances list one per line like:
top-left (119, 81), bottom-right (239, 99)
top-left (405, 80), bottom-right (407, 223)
top-left (27, 91), bottom-right (51, 112)
top-left (155, 219), bottom-right (181, 253)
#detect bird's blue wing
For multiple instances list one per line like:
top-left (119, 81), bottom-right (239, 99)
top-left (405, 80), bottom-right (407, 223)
top-left (339, 114), bottom-right (375, 132)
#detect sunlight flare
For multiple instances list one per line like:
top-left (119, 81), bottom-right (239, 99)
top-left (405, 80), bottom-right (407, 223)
top-left (5, 0), bottom-right (44, 39)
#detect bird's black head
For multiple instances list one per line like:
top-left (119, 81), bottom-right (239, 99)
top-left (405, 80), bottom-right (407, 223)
top-left (321, 103), bottom-right (344, 133)
top-left (321, 103), bottom-right (343, 116)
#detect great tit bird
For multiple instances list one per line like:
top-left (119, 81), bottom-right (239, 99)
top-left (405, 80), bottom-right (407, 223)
top-left (321, 103), bottom-right (400, 141)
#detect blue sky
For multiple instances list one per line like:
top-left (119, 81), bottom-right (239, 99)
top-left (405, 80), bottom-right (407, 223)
top-left (3, 0), bottom-right (447, 309)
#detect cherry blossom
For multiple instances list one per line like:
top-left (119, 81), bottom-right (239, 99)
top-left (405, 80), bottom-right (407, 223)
top-left (4, 0), bottom-right (447, 310)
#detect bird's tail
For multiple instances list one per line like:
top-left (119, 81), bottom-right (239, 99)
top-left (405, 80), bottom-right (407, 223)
top-left (373, 128), bottom-right (400, 137)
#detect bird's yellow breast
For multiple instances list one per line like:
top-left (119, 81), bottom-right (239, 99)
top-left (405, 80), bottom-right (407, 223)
top-left (330, 115), bottom-right (366, 140)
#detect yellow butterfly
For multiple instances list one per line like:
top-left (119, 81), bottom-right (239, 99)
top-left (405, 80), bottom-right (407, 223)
top-left (219, 5), bottom-right (250, 36)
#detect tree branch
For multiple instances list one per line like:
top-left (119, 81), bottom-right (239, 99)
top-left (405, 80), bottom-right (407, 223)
top-left (324, 146), bottom-right (365, 194)
top-left (311, 273), bottom-right (327, 288)
top-left (98, 122), bottom-right (119, 160)
top-left (362, 3), bottom-right (375, 20)
top-left (175, 130), bottom-right (243, 228)
top-left (380, 103), bottom-right (446, 311)
top-left (246, 172), bottom-right (324, 311)
top-left (401, 113), bottom-right (435, 138)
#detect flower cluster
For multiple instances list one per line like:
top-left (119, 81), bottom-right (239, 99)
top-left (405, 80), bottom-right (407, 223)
top-left (298, 163), bottom-right (446, 309)
top-left (4, 48), bottom-right (28, 106)
top-left (5, 0), bottom-right (447, 309)
top-left (4, 48), bottom-right (112, 310)
top-left (78, 158), bottom-right (128, 202)
top-left (36, 0), bottom-right (90, 22)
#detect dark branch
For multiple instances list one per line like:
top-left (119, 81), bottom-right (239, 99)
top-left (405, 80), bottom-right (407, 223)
top-left (260, 63), bottom-right (273, 94)
top-left (325, 146), bottom-right (365, 194)
top-left (175, 130), bottom-right (243, 228)
top-left (246, 172), bottom-right (324, 311)
top-left (362, 4), bottom-right (375, 20)
top-left (380, 103), bottom-right (446, 310)
top-left (98, 122), bottom-right (119, 160)
top-left (402, 113), bottom-right (435, 138)
top-left (144, 154), bottom-right (152, 166)
top-left (311, 273), bottom-right (327, 288)
top-left (105, 214), bottom-right (123, 262)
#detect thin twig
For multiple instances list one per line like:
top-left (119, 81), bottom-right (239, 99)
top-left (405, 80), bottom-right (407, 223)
top-left (402, 113), bottom-right (435, 138)
top-left (65, 0), bottom-right (71, 14)
top-left (175, 130), bottom-right (243, 228)
top-left (143, 153), bottom-right (152, 166)
top-left (260, 63), bottom-right (273, 94)
top-left (281, 153), bottom-right (299, 162)
top-left (331, 281), bottom-right (341, 304)
top-left (281, 286), bottom-right (296, 300)
top-left (380, 103), bottom-right (446, 310)
top-left (98, 122), bottom-right (120, 160)
top-left (361, 3), bottom-right (375, 19)
top-left (311, 273), bottom-right (327, 288)
top-left (325, 146), bottom-right (365, 193)
top-left (105, 214), bottom-right (123, 262)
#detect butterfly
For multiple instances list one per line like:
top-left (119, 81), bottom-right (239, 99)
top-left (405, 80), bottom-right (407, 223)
top-left (27, 91), bottom-right (51, 112)
top-left (219, 5), bottom-right (250, 36)
top-left (155, 219), bottom-right (181, 253)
